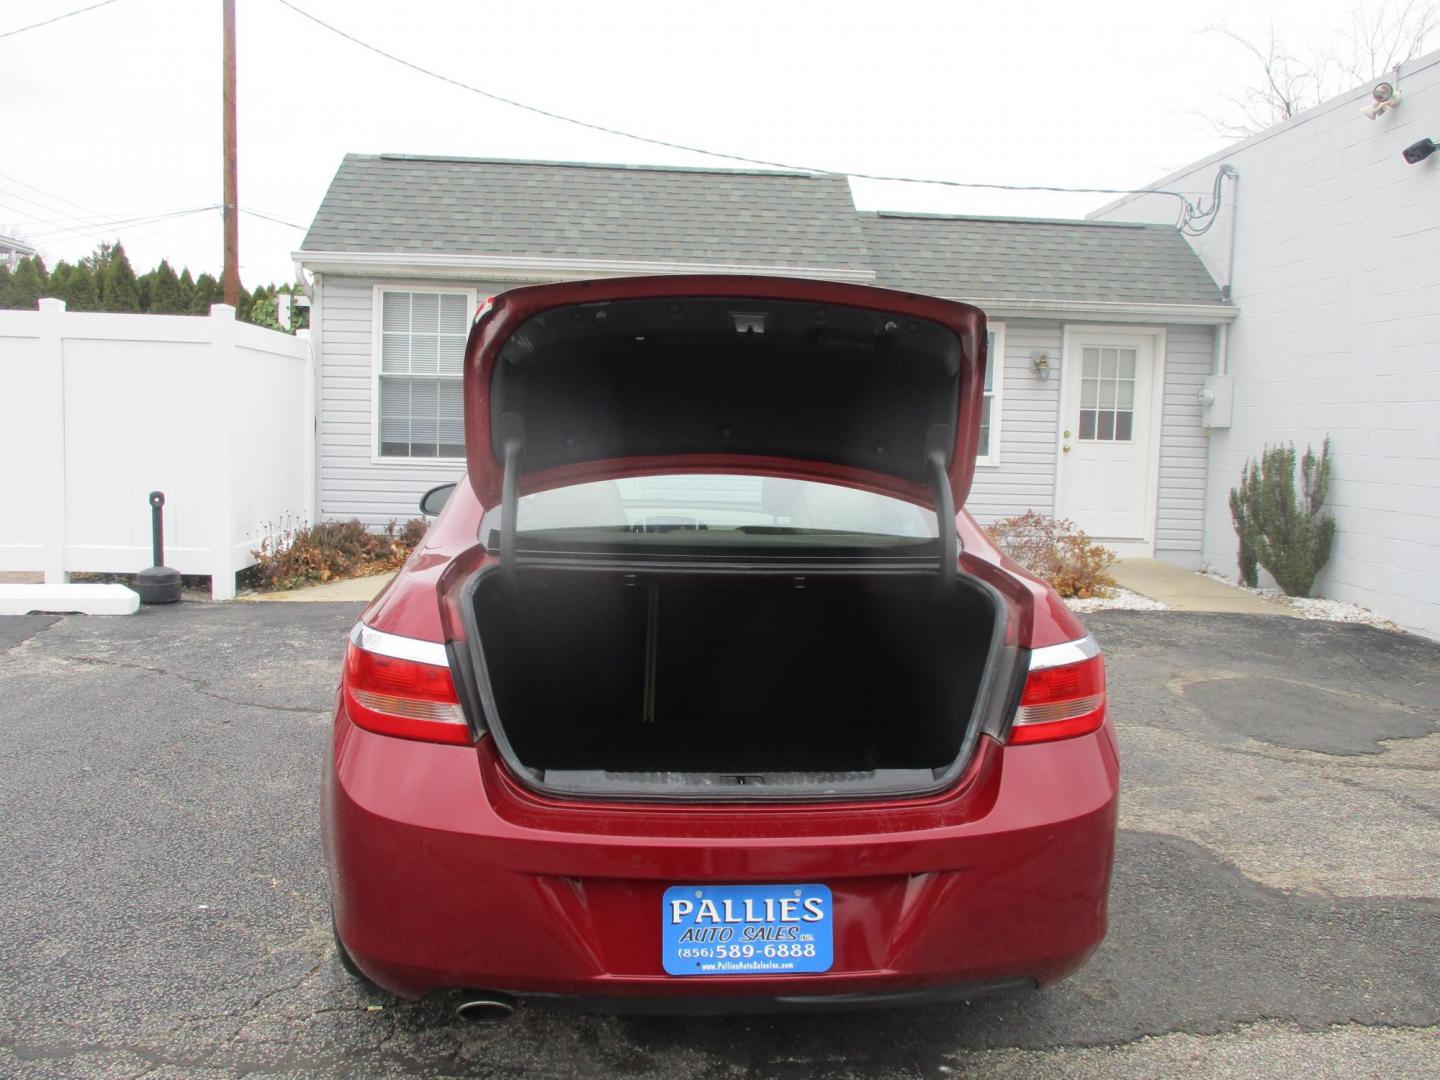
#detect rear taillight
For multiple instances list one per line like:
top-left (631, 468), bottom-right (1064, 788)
top-left (1009, 636), bottom-right (1106, 745)
top-left (342, 624), bottom-right (471, 746)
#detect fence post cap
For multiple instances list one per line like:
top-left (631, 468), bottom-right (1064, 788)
top-left (37, 298), bottom-right (66, 313)
top-left (209, 303), bottom-right (237, 319)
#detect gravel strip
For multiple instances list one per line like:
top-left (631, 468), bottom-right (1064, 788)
top-left (1066, 587), bottom-right (1170, 613)
top-left (1201, 571), bottom-right (1401, 631)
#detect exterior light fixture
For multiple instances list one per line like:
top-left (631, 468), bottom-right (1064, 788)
top-left (1402, 138), bottom-right (1437, 164)
top-left (1031, 351), bottom-right (1052, 381)
top-left (1362, 81), bottom-right (1402, 119)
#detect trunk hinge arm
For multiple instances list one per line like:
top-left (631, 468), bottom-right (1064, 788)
top-left (926, 424), bottom-right (957, 579)
top-left (498, 412), bottom-right (526, 572)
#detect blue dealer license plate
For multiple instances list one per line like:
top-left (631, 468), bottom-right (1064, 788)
top-left (661, 884), bottom-right (833, 975)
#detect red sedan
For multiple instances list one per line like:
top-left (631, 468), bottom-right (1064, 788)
top-left (323, 275), bottom-right (1118, 1019)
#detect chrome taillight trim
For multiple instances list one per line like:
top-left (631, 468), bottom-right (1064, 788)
top-left (1027, 634), bottom-right (1101, 671)
top-left (350, 622), bottom-right (451, 668)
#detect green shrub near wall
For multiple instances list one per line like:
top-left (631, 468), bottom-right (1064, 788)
top-left (1229, 439), bottom-right (1336, 597)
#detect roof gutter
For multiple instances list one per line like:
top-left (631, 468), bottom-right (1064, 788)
top-left (292, 250), bottom-right (877, 284)
top-left (946, 295), bottom-right (1238, 324)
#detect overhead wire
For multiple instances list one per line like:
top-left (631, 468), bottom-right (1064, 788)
top-left (239, 207), bottom-right (307, 230)
top-left (271, 0), bottom-right (1229, 229)
top-left (0, 0), bottom-right (124, 41)
top-left (17, 205), bottom-right (223, 244)
top-left (0, 170), bottom-right (218, 256)
top-left (4, 0), bottom-right (1233, 261)
top-left (0, 196), bottom-right (205, 231)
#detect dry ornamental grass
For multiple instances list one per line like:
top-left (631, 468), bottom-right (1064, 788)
top-left (250, 517), bottom-right (427, 591)
top-left (984, 511), bottom-right (1116, 599)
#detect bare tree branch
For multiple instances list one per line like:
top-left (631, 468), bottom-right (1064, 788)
top-left (1192, 1), bottom-right (1438, 138)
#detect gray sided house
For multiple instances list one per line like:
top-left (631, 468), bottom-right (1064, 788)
top-left (297, 154), bottom-right (1234, 564)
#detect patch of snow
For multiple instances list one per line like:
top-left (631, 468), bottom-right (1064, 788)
top-left (1199, 570), bottom-right (1401, 632)
top-left (1065, 587), bottom-right (1169, 613)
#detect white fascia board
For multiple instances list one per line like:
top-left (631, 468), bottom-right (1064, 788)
top-left (946, 296), bottom-right (1239, 324)
top-left (293, 250), bottom-right (877, 284)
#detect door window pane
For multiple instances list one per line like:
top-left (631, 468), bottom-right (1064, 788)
top-left (1076, 343), bottom-right (1137, 443)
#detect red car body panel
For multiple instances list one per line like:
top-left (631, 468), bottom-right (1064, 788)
top-left (326, 276), bottom-right (1118, 1006)
top-left (326, 714), bottom-right (1118, 1000)
top-left (462, 275), bottom-right (989, 510)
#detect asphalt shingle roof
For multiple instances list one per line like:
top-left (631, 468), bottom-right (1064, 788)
top-left (301, 154), bottom-right (871, 270)
top-left (858, 212), bottom-right (1222, 305)
top-left (301, 155), bottom-right (1224, 307)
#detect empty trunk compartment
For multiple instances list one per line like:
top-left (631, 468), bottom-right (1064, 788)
top-left (467, 567), bottom-right (1008, 799)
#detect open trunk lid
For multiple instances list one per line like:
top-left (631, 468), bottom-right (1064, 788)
top-left (463, 276), bottom-right (988, 522)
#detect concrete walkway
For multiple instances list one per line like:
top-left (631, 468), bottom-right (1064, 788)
top-left (1112, 559), bottom-right (1289, 615)
top-left (242, 572), bottom-right (395, 603)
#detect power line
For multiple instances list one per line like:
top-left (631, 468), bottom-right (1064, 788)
top-left (0, 192), bottom-right (202, 230)
top-left (239, 206), bottom-right (306, 230)
top-left (0, 170), bottom-right (215, 254)
top-left (0, 0), bottom-right (123, 41)
top-left (19, 205), bottom-right (221, 244)
top-left (272, 0), bottom-right (1207, 210)
top-left (19, 208), bottom-right (218, 245)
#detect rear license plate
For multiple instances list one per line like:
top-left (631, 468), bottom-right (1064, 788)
top-left (662, 884), bottom-right (833, 975)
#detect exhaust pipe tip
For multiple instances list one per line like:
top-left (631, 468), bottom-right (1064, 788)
top-left (455, 994), bottom-right (516, 1023)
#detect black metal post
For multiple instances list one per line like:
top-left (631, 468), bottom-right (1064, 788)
top-left (136, 490), bottom-right (182, 605)
top-left (150, 491), bottom-right (165, 567)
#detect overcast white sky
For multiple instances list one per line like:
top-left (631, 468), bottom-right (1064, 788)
top-left (0, 0), bottom-right (1396, 284)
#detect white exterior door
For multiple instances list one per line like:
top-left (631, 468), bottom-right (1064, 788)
top-left (1056, 330), bottom-right (1161, 546)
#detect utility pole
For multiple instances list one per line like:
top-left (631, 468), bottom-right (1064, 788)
top-left (222, 0), bottom-right (240, 306)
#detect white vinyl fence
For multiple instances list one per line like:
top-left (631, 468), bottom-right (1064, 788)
top-left (0, 300), bottom-right (314, 600)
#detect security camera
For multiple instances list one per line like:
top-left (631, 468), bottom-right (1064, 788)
top-left (1361, 81), bottom-right (1402, 119)
top-left (1402, 137), bottom-right (1436, 164)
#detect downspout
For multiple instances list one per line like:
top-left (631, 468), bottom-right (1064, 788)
top-left (1204, 165), bottom-right (1239, 572)
top-left (1215, 165), bottom-right (1239, 375)
top-left (308, 270), bottom-right (324, 525)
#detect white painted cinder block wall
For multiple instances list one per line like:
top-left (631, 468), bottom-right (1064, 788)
top-left (1093, 49), bottom-right (1440, 638)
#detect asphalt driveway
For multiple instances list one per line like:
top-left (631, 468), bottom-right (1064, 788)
top-left (0, 604), bottom-right (1437, 1078)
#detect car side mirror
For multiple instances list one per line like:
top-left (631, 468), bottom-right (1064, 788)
top-left (419, 482), bottom-right (456, 517)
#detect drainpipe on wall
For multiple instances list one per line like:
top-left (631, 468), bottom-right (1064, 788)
top-left (1202, 165), bottom-right (1240, 574)
top-left (308, 270), bottom-right (324, 527)
top-left (1216, 165), bottom-right (1239, 376)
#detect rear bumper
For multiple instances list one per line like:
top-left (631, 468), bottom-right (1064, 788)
top-left (516, 976), bottom-right (1037, 1015)
top-left (324, 706), bottom-right (1119, 1004)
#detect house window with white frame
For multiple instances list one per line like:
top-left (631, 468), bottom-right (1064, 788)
top-left (376, 288), bottom-right (470, 459)
top-left (977, 323), bottom-right (1005, 465)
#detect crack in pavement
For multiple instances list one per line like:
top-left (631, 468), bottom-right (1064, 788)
top-left (54, 653), bottom-right (330, 716)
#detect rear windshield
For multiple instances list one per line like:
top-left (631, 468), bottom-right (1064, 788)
top-left (508, 474), bottom-right (937, 547)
